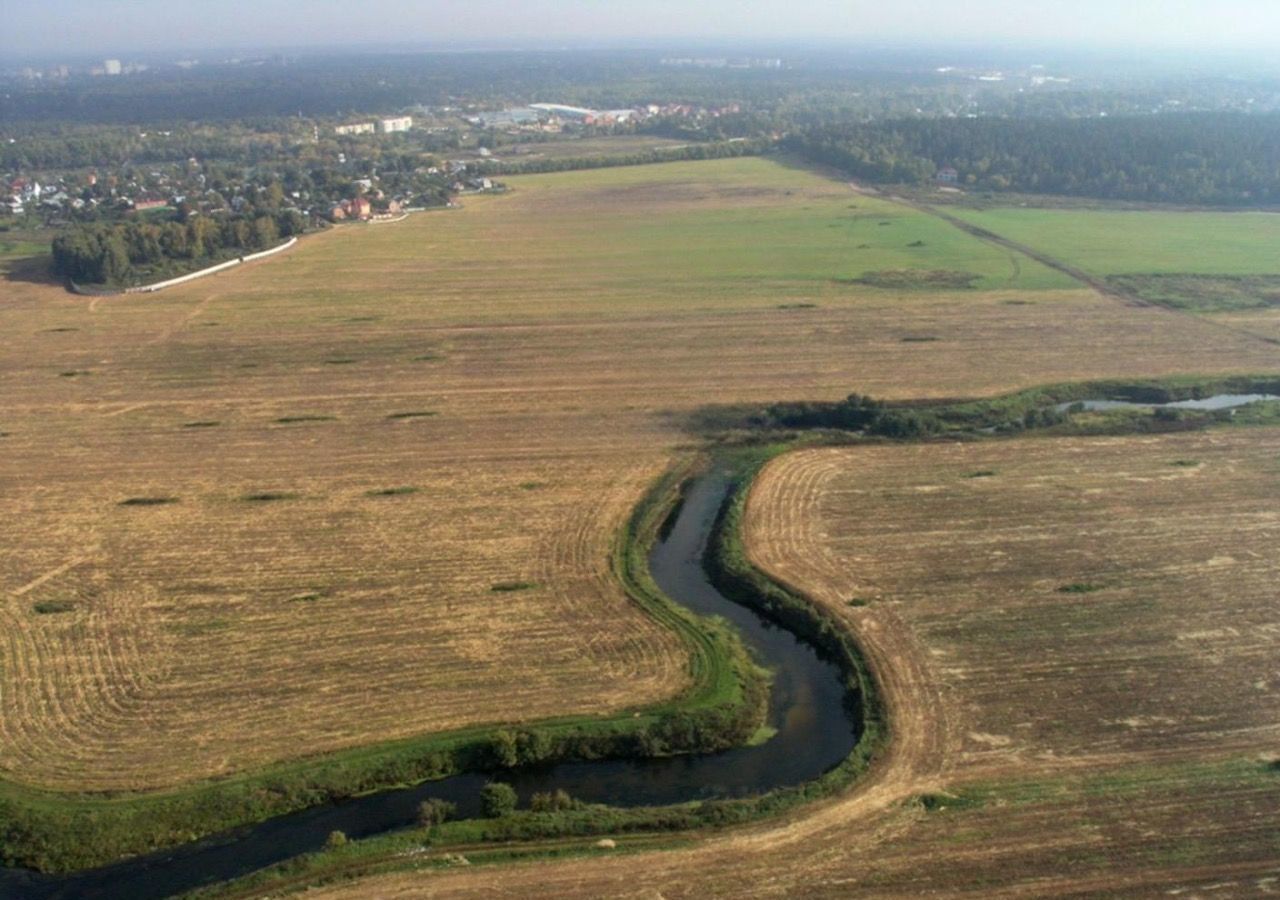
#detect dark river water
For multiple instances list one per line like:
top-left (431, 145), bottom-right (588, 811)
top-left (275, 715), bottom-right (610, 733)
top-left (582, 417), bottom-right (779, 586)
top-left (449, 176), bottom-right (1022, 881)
top-left (1, 469), bottom-right (859, 900)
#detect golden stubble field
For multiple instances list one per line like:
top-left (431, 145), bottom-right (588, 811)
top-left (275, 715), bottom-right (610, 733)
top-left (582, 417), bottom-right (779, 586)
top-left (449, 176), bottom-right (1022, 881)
top-left (1, 158), bottom-right (1276, 794)
top-left (324, 428), bottom-right (1280, 898)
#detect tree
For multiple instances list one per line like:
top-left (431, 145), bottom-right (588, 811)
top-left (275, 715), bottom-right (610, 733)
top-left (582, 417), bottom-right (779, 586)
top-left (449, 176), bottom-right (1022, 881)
top-left (488, 730), bottom-right (519, 768)
top-left (416, 798), bottom-right (457, 829)
top-left (262, 181), bottom-right (285, 210)
top-left (529, 789), bottom-right (576, 813)
top-left (250, 215), bottom-right (279, 250)
top-left (479, 782), bottom-right (518, 818)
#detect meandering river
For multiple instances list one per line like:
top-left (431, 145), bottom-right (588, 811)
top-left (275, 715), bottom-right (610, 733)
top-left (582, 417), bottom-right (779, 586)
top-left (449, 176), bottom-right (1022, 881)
top-left (3, 469), bottom-right (860, 900)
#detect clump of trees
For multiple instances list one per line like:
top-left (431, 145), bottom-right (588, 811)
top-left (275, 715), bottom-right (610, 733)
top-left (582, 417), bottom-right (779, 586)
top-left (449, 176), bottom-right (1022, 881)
top-left (759, 393), bottom-right (943, 438)
top-left (51, 209), bottom-right (303, 285)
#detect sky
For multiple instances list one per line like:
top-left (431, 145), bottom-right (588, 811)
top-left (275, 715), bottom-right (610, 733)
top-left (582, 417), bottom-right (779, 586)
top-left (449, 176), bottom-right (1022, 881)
top-left (6, 0), bottom-right (1280, 58)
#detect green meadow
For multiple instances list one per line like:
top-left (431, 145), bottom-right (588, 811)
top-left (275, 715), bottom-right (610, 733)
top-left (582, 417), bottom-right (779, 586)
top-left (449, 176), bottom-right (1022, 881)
top-left (949, 206), bottom-right (1280, 277)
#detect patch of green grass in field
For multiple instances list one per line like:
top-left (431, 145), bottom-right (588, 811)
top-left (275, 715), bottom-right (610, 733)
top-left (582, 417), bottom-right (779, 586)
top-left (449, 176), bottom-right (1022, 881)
top-left (949, 207), bottom-right (1280, 280)
top-left (32, 601), bottom-right (75, 615)
top-left (118, 496), bottom-right (179, 507)
top-left (917, 792), bottom-right (984, 813)
top-left (1109, 274), bottom-right (1280, 313)
top-left (0, 238), bottom-right (51, 278)
top-left (365, 486), bottom-right (419, 497)
top-left (849, 269), bottom-right (980, 291)
top-left (274, 415), bottom-right (336, 424)
top-left (1058, 583), bottom-right (1104, 594)
top-left (490, 581), bottom-right (539, 593)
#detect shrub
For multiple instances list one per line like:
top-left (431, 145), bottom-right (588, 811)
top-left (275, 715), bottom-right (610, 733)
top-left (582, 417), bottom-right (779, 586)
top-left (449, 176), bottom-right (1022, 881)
top-left (324, 830), bottom-right (347, 848)
top-left (529, 789), bottom-right (577, 813)
top-left (416, 798), bottom-right (457, 829)
top-left (480, 782), bottom-right (518, 818)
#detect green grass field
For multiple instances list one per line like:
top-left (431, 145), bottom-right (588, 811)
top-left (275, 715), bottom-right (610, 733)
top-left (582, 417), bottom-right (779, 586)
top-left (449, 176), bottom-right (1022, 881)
top-left (949, 207), bottom-right (1280, 277)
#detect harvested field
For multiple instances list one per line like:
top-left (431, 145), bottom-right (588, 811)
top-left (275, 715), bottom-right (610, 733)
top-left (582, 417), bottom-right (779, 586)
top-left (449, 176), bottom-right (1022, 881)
top-left (311, 427), bottom-right (1280, 897)
top-left (1, 157), bottom-right (1276, 799)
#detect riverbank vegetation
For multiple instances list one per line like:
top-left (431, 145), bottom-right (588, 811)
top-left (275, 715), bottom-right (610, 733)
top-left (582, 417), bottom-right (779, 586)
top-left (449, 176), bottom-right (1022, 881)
top-left (724, 375), bottom-right (1280, 441)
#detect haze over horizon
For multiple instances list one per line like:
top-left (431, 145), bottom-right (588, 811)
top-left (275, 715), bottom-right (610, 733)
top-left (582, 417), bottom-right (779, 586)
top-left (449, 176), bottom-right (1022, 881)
top-left (5, 0), bottom-right (1280, 60)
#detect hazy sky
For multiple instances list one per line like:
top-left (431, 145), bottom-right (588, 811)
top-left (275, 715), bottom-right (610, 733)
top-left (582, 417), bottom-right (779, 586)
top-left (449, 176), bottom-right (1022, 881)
top-left (7, 0), bottom-right (1280, 57)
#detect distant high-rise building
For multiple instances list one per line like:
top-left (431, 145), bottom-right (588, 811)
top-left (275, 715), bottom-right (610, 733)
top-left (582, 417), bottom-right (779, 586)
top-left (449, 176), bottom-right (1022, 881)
top-left (104, 59), bottom-right (122, 75)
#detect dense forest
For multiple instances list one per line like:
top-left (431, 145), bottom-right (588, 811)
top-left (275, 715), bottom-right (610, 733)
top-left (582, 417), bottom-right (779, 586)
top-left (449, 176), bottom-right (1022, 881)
top-left (51, 209), bottom-right (304, 285)
top-left (786, 113), bottom-right (1280, 205)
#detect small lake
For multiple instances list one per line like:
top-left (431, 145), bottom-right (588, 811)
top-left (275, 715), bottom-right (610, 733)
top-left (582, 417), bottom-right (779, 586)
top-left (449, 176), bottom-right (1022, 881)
top-left (1, 469), bottom-right (860, 900)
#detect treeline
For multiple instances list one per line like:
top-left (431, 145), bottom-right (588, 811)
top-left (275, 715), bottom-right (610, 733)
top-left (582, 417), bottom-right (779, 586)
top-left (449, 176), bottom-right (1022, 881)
top-left (0, 124), bottom-right (304, 171)
top-left (757, 393), bottom-right (953, 438)
top-left (786, 113), bottom-right (1280, 205)
top-left (52, 210), bottom-right (303, 285)
top-left (472, 138), bottom-right (766, 175)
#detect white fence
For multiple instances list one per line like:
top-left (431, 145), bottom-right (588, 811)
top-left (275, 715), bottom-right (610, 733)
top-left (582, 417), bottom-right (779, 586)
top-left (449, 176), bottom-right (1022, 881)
top-left (123, 237), bottom-right (298, 293)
